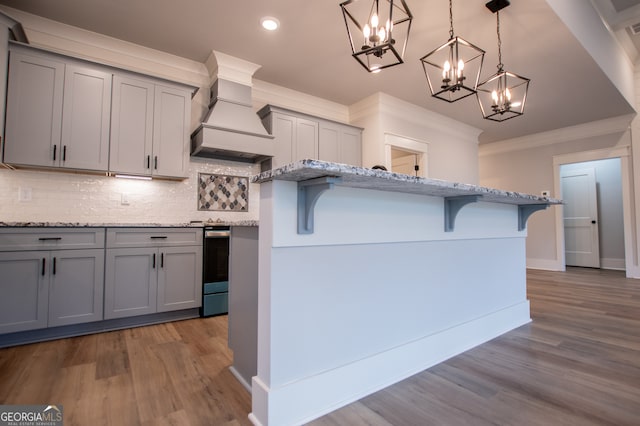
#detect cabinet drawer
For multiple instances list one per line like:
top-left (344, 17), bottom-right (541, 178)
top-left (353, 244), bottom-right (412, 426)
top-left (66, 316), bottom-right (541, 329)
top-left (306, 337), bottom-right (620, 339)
top-left (106, 228), bottom-right (203, 248)
top-left (0, 228), bottom-right (106, 251)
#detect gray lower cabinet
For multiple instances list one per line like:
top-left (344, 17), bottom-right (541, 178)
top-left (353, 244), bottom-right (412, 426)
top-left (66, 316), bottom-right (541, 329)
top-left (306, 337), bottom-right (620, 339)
top-left (0, 228), bottom-right (105, 334)
top-left (104, 228), bottom-right (203, 320)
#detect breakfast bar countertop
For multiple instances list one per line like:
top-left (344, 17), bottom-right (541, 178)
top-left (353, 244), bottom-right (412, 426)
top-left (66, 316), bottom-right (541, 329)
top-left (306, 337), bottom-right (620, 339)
top-left (253, 159), bottom-right (562, 206)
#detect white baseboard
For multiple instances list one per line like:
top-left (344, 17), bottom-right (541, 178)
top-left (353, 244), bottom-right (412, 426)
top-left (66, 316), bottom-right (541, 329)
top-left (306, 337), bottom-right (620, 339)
top-left (229, 366), bottom-right (252, 393)
top-left (250, 301), bottom-right (531, 426)
top-left (600, 257), bottom-right (626, 270)
top-left (527, 257), bottom-right (564, 271)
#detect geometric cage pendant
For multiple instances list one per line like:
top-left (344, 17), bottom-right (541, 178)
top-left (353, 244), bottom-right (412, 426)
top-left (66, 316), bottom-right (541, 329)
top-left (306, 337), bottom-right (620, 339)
top-left (477, 68), bottom-right (529, 121)
top-left (420, 36), bottom-right (485, 103)
top-left (419, 0), bottom-right (485, 103)
top-left (340, 0), bottom-right (413, 73)
top-left (477, 2), bottom-right (530, 121)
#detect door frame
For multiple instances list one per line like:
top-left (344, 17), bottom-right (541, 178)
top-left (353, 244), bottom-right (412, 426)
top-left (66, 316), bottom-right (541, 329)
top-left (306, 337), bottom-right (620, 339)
top-left (384, 133), bottom-right (429, 177)
top-left (552, 145), bottom-right (635, 277)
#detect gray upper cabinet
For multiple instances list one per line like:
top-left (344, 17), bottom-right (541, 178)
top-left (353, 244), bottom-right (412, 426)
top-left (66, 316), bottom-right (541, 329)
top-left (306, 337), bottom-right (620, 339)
top-left (4, 49), bottom-right (65, 168)
top-left (4, 45), bottom-right (112, 171)
top-left (0, 228), bottom-right (105, 334)
top-left (109, 75), bottom-right (155, 176)
top-left (152, 84), bottom-right (190, 178)
top-left (3, 43), bottom-right (193, 179)
top-left (110, 75), bottom-right (190, 179)
top-left (259, 105), bottom-right (362, 169)
top-left (60, 64), bottom-right (112, 171)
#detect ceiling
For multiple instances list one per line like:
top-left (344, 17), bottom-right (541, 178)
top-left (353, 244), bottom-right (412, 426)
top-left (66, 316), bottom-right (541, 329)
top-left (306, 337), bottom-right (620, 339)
top-left (0, 0), bottom-right (639, 144)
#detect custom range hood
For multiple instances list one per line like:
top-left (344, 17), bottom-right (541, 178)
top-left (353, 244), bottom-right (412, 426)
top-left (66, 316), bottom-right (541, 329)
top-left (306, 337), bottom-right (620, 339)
top-left (191, 51), bottom-right (274, 163)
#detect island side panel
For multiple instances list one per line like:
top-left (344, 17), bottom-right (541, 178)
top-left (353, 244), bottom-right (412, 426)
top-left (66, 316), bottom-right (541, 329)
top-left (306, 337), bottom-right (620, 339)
top-left (251, 180), bottom-right (530, 426)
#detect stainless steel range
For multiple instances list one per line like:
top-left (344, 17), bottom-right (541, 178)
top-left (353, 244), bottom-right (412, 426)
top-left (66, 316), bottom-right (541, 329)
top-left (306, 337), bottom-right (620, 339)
top-left (201, 226), bottom-right (230, 316)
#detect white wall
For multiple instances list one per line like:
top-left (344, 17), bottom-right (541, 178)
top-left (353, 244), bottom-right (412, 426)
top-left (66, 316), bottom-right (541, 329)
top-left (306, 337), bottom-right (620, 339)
top-left (350, 93), bottom-right (482, 185)
top-left (479, 116), bottom-right (633, 271)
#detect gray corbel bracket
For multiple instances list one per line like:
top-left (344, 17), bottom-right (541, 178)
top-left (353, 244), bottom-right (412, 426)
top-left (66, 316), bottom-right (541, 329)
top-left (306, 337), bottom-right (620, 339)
top-left (444, 195), bottom-right (481, 232)
top-left (298, 176), bottom-right (343, 234)
top-left (518, 204), bottom-right (548, 231)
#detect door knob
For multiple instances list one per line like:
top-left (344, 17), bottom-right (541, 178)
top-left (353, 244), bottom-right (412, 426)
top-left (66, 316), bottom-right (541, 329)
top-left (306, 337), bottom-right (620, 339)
top-left (591, 220), bottom-right (597, 224)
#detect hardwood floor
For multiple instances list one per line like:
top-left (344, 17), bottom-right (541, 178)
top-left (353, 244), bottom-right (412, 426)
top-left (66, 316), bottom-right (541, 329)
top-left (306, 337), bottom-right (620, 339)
top-left (1, 267), bottom-right (639, 425)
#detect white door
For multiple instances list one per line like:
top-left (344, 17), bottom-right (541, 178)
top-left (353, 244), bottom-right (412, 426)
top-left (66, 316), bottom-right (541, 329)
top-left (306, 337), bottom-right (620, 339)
top-left (562, 168), bottom-right (600, 267)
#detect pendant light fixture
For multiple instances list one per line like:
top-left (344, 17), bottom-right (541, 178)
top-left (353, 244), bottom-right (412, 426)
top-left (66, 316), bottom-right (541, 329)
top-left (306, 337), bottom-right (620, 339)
top-left (419, 0), bottom-right (485, 103)
top-left (340, 0), bottom-right (413, 73)
top-left (477, 0), bottom-right (530, 121)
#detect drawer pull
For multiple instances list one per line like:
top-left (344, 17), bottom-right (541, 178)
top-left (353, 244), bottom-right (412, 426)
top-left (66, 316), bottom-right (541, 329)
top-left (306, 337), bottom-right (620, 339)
top-left (150, 236), bottom-right (168, 239)
top-left (38, 237), bottom-right (62, 241)
top-left (42, 258), bottom-right (46, 276)
top-left (53, 257), bottom-right (57, 275)
top-left (152, 253), bottom-right (156, 269)
top-left (160, 253), bottom-right (164, 268)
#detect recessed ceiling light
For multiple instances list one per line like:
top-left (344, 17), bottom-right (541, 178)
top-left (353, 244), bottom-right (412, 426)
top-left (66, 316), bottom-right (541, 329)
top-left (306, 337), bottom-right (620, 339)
top-left (261, 16), bottom-right (280, 31)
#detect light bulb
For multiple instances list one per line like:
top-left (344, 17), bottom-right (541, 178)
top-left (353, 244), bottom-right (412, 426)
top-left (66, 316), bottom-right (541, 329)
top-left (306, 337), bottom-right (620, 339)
top-left (371, 14), bottom-right (379, 28)
top-left (505, 88), bottom-right (512, 101)
top-left (378, 27), bottom-right (386, 42)
top-left (491, 90), bottom-right (498, 103)
top-left (443, 60), bottom-right (451, 79)
top-left (363, 24), bottom-right (371, 39)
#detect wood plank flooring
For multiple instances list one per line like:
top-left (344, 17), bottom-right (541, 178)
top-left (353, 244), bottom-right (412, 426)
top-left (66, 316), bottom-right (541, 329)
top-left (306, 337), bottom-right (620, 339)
top-left (1, 267), bottom-right (639, 425)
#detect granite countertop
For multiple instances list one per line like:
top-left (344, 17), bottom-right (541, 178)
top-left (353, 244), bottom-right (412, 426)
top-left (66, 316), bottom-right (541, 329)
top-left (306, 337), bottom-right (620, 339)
top-left (253, 159), bottom-right (563, 206)
top-left (0, 220), bottom-right (259, 228)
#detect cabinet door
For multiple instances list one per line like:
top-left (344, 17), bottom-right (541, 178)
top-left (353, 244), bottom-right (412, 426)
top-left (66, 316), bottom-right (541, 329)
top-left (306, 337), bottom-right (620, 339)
top-left (157, 245), bottom-right (202, 312)
top-left (0, 251), bottom-right (49, 334)
top-left (340, 126), bottom-right (362, 167)
top-left (152, 85), bottom-right (189, 178)
top-left (294, 117), bottom-right (319, 161)
top-left (104, 248), bottom-right (157, 319)
top-left (60, 64), bottom-right (112, 171)
top-left (271, 113), bottom-right (295, 169)
top-left (109, 75), bottom-right (155, 176)
top-left (319, 122), bottom-right (340, 163)
top-left (48, 249), bottom-right (104, 327)
top-left (3, 51), bottom-right (64, 167)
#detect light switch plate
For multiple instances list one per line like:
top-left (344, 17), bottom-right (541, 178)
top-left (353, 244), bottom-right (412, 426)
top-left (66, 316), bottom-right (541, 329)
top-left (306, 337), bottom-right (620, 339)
top-left (18, 187), bottom-right (32, 202)
top-left (121, 193), bottom-right (130, 205)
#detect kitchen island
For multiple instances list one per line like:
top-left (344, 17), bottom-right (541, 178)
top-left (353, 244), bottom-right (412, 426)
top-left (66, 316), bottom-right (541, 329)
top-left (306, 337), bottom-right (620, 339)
top-left (248, 160), bottom-right (561, 426)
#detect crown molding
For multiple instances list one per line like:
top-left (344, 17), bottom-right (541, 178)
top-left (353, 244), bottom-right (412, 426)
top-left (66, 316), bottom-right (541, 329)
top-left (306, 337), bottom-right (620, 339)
top-left (252, 79), bottom-right (349, 123)
top-left (0, 5), bottom-right (209, 87)
top-left (350, 92), bottom-right (482, 143)
top-left (479, 114), bottom-right (635, 157)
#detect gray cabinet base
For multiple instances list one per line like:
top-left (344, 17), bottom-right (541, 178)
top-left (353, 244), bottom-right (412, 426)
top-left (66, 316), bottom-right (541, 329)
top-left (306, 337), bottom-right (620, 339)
top-left (0, 308), bottom-right (199, 348)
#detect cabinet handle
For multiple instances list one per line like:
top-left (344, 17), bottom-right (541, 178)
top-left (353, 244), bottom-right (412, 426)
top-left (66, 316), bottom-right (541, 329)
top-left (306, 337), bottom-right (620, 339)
top-left (38, 237), bottom-right (62, 241)
top-left (152, 253), bottom-right (156, 269)
top-left (147, 155), bottom-right (151, 169)
top-left (154, 156), bottom-right (158, 170)
top-left (150, 236), bottom-right (168, 239)
top-left (42, 258), bottom-right (46, 276)
top-left (53, 145), bottom-right (57, 161)
top-left (62, 145), bottom-right (67, 161)
top-left (53, 257), bottom-right (57, 275)
top-left (160, 253), bottom-right (164, 268)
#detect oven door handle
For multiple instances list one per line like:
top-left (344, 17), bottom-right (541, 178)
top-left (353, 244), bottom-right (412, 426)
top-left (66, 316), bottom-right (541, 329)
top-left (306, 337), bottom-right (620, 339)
top-left (205, 230), bottom-right (230, 238)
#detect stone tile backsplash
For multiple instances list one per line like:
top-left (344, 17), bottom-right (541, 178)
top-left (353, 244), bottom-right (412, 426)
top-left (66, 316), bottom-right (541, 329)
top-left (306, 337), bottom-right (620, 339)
top-left (0, 158), bottom-right (260, 224)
